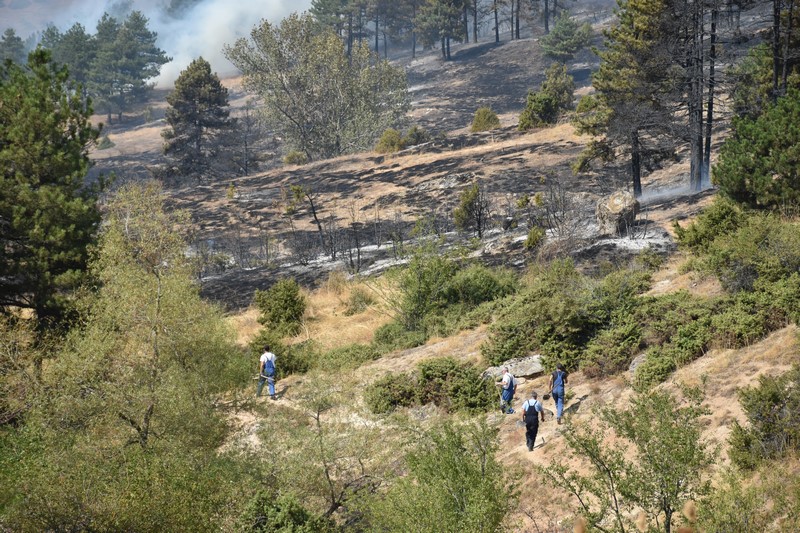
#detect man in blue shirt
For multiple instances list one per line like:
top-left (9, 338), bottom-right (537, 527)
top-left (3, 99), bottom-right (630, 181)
top-left (522, 391), bottom-right (545, 451)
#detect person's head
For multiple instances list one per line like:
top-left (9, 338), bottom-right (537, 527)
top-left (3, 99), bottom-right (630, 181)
top-left (531, 391), bottom-right (538, 399)
top-left (502, 367), bottom-right (509, 374)
top-left (264, 345), bottom-right (270, 353)
top-left (556, 363), bottom-right (564, 371)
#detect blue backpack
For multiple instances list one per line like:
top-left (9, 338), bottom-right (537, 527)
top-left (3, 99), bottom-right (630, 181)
top-left (263, 357), bottom-right (275, 377)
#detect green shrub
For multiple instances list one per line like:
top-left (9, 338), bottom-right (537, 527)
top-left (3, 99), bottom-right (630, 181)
top-left (373, 321), bottom-right (427, 352)
top-left (364, 372), bottom-right (419, 414)
top-left (518, 91), bottom-right (560, 130)
top-left (636, 291), bottom-right (716, 347)
top-left (283, 150), bottom-right (308, 165)
top-left (582, 317), bottom-right (642, 378)
top-left (471, 107), bottom-right (501, 132)
top-left (711, 295), bottom-right (770, 349)
top-left (417, 357), bottom-right (495, 413)
top-left (524, 226), bottom-right (545, 250)
top-left (317, 343), bottom-right (381, 371)
top-left (375, 128), bottom-right (405, 153)
top-left (280, 340), bottom-right (317, 377)
top-left (673, 197), bottom-right (745, 253)
top-left (697, 469), bottom-right (771, 533)
top-left (97, 135), bottom-right (115, 150)
top-left (402, 125), bottom-right (432, 147)
top-left (633, 347), bottom-right (677, 390)
top-left (728, 367), bottom-right (800, 469)
top-left (344, 286), bottom-right (375, 315)
top-left (236, 491), bottom-right (335, 532)
top-left (540, 63), bottom-right (576, 110)
top-left (254, 279), bottom-right (306, 335)
top-left (444, 264), bottom-right (517, 307)
top-left (398, 248), bottom-right (458, 330)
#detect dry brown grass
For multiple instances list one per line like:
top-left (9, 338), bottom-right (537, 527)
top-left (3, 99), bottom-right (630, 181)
top-left (646, 253), bottom-right (724, 298)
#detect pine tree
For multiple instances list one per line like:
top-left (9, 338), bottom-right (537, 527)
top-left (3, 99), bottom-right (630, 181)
top-left (162, 57), bottom-right (234, 181)
top-left (415, 0), bottom-right (466, 60)
top-left (539, 11), bottom-right (592, 61)
top-left (0, 28), bottom-right (26, 64)
top-left (0, 49), bottom-right (102, 326)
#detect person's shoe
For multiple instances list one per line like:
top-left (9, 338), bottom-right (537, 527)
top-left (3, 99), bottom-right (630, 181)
top-left (527, 445), bottom-right (533, 451)
top-left (557, 417), bottom-right (562, 425)
top-left (270, 395), bottom-right (277, 400)
top-left (507, 408), bottom-right (515, 414)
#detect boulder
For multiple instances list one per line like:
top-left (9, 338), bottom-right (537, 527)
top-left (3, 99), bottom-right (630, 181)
top-left (483, 354), bottom-right (545, 379)
top-left (629, 352), bottom-right (647, 374)
top-left (596, 190), bottom-right (640, 236)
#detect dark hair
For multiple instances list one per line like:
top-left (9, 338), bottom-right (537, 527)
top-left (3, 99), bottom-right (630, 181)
top-left (556, 363), bottom-right (564, 371)
top-left (264, 345), bottom-right (270, 352)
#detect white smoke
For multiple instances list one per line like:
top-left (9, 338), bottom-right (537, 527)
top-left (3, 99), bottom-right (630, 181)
top-left (1, 0), bottom-right (310, 86)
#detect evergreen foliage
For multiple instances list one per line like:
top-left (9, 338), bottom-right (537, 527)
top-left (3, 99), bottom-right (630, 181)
top-left (415, 0), bottom-right (466, 60)
top-left (254, 278), bottom-right (307, 335)
top-left (453, 182), bottom-right (491, 238)
top-left (519, 64), bottom-right (574, 130)
top-left (162, 57), bottom-right (235, 180)
top-left (225, 13), bottom-right (409, 161)
top-left (470, 106), bottom-right (500, 132)
top-left (713, 90), bottom-right (800, 210)
top-left (366, 421), bottom-right (514, 531)
top-left (539, 12), bottom-right (592, 61)
top-left (0, 49), bottom-right (102, 326)
top-left (0, 28), bottom-right (26, 64)
top-left (375, 127), bottom-right (405, 153)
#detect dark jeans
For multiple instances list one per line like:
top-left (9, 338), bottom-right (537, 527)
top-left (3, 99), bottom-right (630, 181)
top-left (526, 422), bottom-right (539, 450)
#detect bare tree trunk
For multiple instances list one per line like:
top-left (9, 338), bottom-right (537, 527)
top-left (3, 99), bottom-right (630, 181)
top-left (689, 0), bottom-right (704, 192)
top-left (473, 0), bottom-right (478, 42)
top-left (515, 0), bottom-right (521, 38)
top-left (773, 0), bottom-right (782, 99)
top-left (544, 0), bottom-right (550, 34)
top-left (782, 0), bottom-right (795, 94)
top-left (703, 2), bottom-right (717, 187)
top-left (464, 3), bottom-right (469, 42)
top-left (510, 0), bottom-right (515, 39)
top-left (412, 3), bottom-right (417, 58)
top-left (494, 0), bottom-right (500, 42)
top-left (631, 130), bottom-right (642, 197)
top-left (375, 12), bottom-right (379, 52)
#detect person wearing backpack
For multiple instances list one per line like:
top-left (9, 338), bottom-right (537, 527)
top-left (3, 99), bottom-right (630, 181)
top-left (548, 363), bottom-right (568, 424)
top-left (522, 391), bottom-right (545, 451)
top-left (498, 367), bottom-right (517, 414)
top-left (257, 345), bottom-right (277, 400)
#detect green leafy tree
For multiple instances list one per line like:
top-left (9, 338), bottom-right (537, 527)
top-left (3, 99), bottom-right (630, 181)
top-left (539, 11), bottom-right (592, 61)
top-left (225, 13), bottom-right (409, 161)
top-left (0, 28), bottom-right (26, 64)
top-left (713, 89), bottom-right (800, 210)
top-left (415, 0), bottom-right (466, 60)
top-left (366, 420), bottom-right (514, 532)
top-left (470, 106), bottom-right (500, 132)
top-left (162, 57), bottom-right (235, 181)
top-left (0, 181), bottom-right (255, 530)
top-left (89, 11), bottom-right (170, 121)
top-left (0, 49), bottom-right (102, 326)
top-left (539, 387), bottom-right (713, 533)
top-left (254, 278), bottom-right (307, 335)
top-left (453, 181), bottom-right (491, 238)
top-left (574, 0), bottom-right (679, 196)
top-left (519, 63), bottom-right (574, 130)
top-left (47, 23), bottom-right (96, 99)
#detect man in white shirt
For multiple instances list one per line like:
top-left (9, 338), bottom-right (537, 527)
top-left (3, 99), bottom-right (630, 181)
top-left (257, 345), bottom-right (277, 400)
top-left (498, 367), bottom-right (517, 414)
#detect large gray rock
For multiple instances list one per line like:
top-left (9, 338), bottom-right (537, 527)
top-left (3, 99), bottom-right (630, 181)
top-left (484, 354), bottom-right (545, 379)
top-left (596, 191), bottom-right (640, 235)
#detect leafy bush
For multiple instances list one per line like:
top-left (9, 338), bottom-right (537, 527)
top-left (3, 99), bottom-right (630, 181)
top-left (524, 226), bottom-right (545, 250)
top-left (471, 107), bottom-right (501, 132)
top-left (582, 317), bottom-right (642, 378)
top-left (540, 12), bottom-right (593, 61)
top-left (97, 135), bottom-right (115, 150)
top-left (254, 279), bottom-right (306, 335)
top-left (236, 491), bottom-right (335, 532)
top-left (729, 366), bottom-right (800, 470)
top-left (373, 321), bottom-right (427, 352)
top-left (444, 264), bottom-right (517, 307)
top-left (375, 128), bottom-right (405, 153)
top-left (635, 291), bottom-right (716, 347)
top-left (364, 372), bottom-right (419, 414)
top-left (518, 91), bottom-right (560, 130)
top-left (317, 343), bottom-right (381, 371)
top-left (417, 357), bottom-right (496, 413)
top-left (402, 125), bottom-right (432, 147)
top-left (283, 150), bottom-right (308, 165)
top-left (713, 89), bottom-right (800, 209)
top-left (540, 63), bottom-right (576, 110)
top-left (697, 469), bottom-right (771, 533)
top-left (673, 196), bottom-right (745, 253)
top-left (344, 286), bottom-right (375, 315)
top-left (633, 347), bottom-right (677, 390)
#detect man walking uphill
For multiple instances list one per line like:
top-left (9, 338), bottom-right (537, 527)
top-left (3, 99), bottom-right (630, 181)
top-left (548, 363), bottom-right (568, 424)
top-left (257, 345), bottom-right (277, 400)
top-left (522, 391), bottom-right (545, 451)
top-left (498, 367), bottom-right (517, 414)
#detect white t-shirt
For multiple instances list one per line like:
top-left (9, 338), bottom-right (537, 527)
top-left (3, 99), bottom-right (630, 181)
top-left (502, 373), bottom-right (515, 390)
top-left (260, 351), bottom-right (276, 373)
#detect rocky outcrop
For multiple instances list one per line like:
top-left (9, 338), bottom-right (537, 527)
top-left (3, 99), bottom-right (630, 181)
top-left (596, 190), bottom-right (640, 236)
top-left (484, 354), bottom-right (545, 379)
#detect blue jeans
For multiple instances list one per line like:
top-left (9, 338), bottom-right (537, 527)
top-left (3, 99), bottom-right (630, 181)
top-left (552, 388), bottom-right (564, 419)
top-left (257, 375), bottom-right (275, 397)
